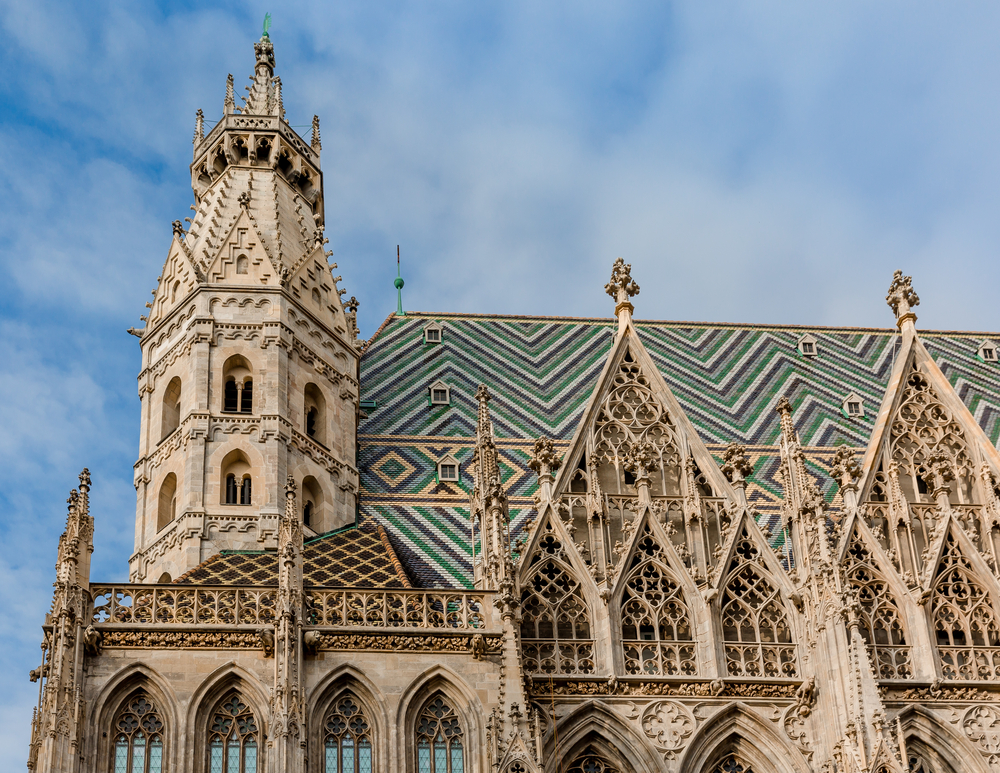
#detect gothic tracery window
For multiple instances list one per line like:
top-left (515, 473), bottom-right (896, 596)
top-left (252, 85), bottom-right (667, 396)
top-left (323, 693), bottom-right (373, 773)
top-left (931, 532), bottom-right (1000, 679)
top-left (843, 527), bottom-right (911, 678)
top-left (565, 746), bottom-right (624, 773)
top-left (520, 517), bottom-right (594, 675)
top-left (711, 755), bottom-right (753, 773)
top-left (208, 693), bottom-right (259, 773)
top-left (111, 693), bottom-right (164, 773)
top-left (720, 528), bottom-right (797, 678)
top-left (619, 524), bottom-right (695, 676)
top-left (416, 697), bottom-right (464, 773)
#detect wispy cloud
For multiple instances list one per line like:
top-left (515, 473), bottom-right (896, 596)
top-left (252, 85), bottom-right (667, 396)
top-left (2, 0), bottom-right (1000, 760)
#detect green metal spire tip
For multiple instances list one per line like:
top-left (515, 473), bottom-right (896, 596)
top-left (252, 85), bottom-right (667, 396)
top-left (262, 12), bottom-right (271, 38)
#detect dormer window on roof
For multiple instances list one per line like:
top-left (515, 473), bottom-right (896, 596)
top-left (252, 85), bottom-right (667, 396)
top-left (438, 455), bottom-right (460, 482)
top-left (424, 322), bottom-right (442, 344)
top-left (429, 380), bottom-right (451, 406)
top-left (842, 393), bottom-right (864, 418)
top-left (798, 333), bottom-right (818, 358)
top-left (979, 341), bottom-right (997, 362)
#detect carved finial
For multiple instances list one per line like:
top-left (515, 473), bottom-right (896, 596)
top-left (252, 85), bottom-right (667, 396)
top-left (172, 220), bottom-right (185, 238)
top-left (238, 191), bottom-right (251, 210)
top-left (79, 468), bottom-right (91, 491)
top-left (273, 76), bottom-right (284, 119)
top-left (886, 269), bottom-right (919, 329)
top-left (605, 258), bottom-right (640, 334)
top-left (193, 109), bottom-right (204, 145)
top-left (775, 396), bottom-right (792, 416)
top-left (224, 74), bottom-right (236, 115)
top-left (830, 447), bottom-right (861, 487)
top-left (311, 115), bottom-right (322, 151)
top-left (284, 474), bottom-right (297, 497)
top-left (721, 443), bottom-right (753, 483)
top-left (528, 437), bottom-right (561, 476)
top-left (344, 296), bottom-right (360, 313)
top-left (623, 439), bottom-right (657, 477)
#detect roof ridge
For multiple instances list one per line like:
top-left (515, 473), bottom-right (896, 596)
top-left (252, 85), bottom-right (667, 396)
top-left (379, 310), bottom-right (1000, 337)
top-left (377, 523), bottom-right (413, 588)
top-left (360, 311), bottom-right (399, 356)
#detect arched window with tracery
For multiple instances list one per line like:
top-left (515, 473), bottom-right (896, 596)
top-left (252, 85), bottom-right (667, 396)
top-left (565, 746), bottom-right (625, 773)
top-left (843, 526), bottom-right (911, 678)
top-left (207, 693), bottom-right (259, 773)
top-left (323, 693), bottom-right (373, 773)
top-left (720, 527), bottom-right (797, 677)
top-left (520, 516), bottom-right (594, 675)
top-left (415, 696), bottom-right (464, 773)
top-left (710, 754), bottom-right (753, 773)
top-left (110, 692), bottom-right (165, 773)
top-left (931, 531), bottom-right (1000, 679)
top-left (619, 523), bottom-right (695, 676)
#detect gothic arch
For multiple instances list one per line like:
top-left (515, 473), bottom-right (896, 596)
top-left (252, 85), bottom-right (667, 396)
top-left (611, 514), bottom-right (699, 677)
top-left (896, 705), bottom-right (988, 773)
top-left (89, 663), bottom-right (179, 773)
top-left (519, 508), bottom-right (596, 676)
top-left (188, 664), bottom-right (269, 773)
top-left (308, 665), bottom-right (389, 773)
top-left (212, 441), bottom-right (265, 507)
top-left (397, 664), bottom-right (486, 773)
top-left (679, 703), bottom-right (808, 773)
top-left (546, 702), bottom-right (660, 773)
top-left (715, 520), bottom-right (799, 678)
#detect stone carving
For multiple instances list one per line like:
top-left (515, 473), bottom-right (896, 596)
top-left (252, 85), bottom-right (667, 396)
top-left (721, 443), bottom-right (753, 483)
top-left (830, 447), bottom-right (861, 487)
top-left (528, 678), bottom-right (798, 699)
top-left (886, 269), bottom-right (919, 320)
top-left (782, 705), bottom-right (810, 751)
top-left (965, 705), bottom-right (1000, 754)
top-left (527, 437), bottom-right (561, 476)
top-left (605, 257), bottom-right (640, 303)
top-left (639, 700), bottom-right (695, 758)
top-left (82, 625), bottom-right (102, 656)
top-left (316, 632), bottom-right (503, 653)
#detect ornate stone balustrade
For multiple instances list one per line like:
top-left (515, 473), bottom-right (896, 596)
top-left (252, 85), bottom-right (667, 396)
top-left (90, 585), bottom-right (496, 632)
top-left (305, 589), bottom-right (490, 630)
top-left (939, 646), bottom-right (1000, 680)
top-left (522, 640), bottom-right (596, 675)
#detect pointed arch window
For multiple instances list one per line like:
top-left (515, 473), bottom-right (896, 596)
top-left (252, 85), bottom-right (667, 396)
top-left (619, 524), bottom-right (695, 676)
top-left (932, 532), bottom-right (1000, 679)
top-left (111, 693), bottom-right (164, 773)
top-left (566, 747), bottom-right (624, 773)
top-left (843, 529), bottom-right (911, 678)
top-left (520, 517), bottom-right (594, 675)
top-left (711, 755), bottom-right (753, 773)
top-left (416, 697), bottom-right (464, 773)
top-left (323, 693), bottom-right (373, 773)
top-left (208, 693), bottom-right (258, 773)
top-left (720, 530), bottom-right (797, 677)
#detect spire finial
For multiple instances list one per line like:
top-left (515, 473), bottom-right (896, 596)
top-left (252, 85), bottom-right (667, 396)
top-left (605, 257), bottom-right (639, 334)
top-left (262, 12), bottom-right (272, 38)
top-left (193, 109), bottom-right (204, 145)
top-left (311, 115), bottom-right (322, 151)
top-left (394, 245), bottom-right (405, 316)
top-left (224, 74), bottom-right (235, 115)
top-left (886, 269), bottom-right (919, 332)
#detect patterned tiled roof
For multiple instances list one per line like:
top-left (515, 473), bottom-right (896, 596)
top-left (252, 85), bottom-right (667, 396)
top-left (175, 525), bottom-right (411, 588)
top-left (358, 312), bottom-right (1000, 588)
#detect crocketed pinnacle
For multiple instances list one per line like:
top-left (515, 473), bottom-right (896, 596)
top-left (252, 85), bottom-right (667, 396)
top-left (474, 385), bottom-right (500, 488)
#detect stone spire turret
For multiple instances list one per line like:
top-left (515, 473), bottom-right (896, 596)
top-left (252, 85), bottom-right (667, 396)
top-left (471, 384), bottom-right (513, 590)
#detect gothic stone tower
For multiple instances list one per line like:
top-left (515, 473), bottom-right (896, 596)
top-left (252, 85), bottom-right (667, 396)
top-left (130, 32), bottom-right (361, 582)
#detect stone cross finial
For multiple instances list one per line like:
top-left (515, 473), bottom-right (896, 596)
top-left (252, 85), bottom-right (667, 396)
top-left (829, 447), bottom-right (861, 487)
top-left (172, 220), bottom-right (185, 238)
top-left (284, 474), bottom-right (297, 497)
top-left (344, 296), bottom-right (360, 313)
top-left (886, 270), bottom-right (919, 329)
top-left (238, 191), bottom-right (251, 210)
top-left (311, 115), bottom-right (322, 151)
top-left (606, 257), bottom-right (640, 333)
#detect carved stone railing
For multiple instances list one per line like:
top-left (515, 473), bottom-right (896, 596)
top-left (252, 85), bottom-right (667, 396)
top-left (724, 643), bottom-right (798, 678)
top-left (522, 640), bottom-right (596, 675)
top-left (305, 589), bottom-right (489, 630)
top-left (91, 585), bottom-right (278, 625)
top-left (90, 585), bottom-right (496, 631)
top-left (624, 641), bottom-right (698, 677)
top-left (869, 645), bottom-right (912, 680)
top-left (939, 646), bottom-right (1000, 680)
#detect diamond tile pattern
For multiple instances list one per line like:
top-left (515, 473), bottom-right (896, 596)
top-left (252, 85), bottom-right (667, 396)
top-left (175, 526), bottom-right (410, 588)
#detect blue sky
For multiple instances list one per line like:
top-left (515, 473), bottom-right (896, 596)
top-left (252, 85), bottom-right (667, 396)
top-left (3, 0), bottom-right (1000, 760)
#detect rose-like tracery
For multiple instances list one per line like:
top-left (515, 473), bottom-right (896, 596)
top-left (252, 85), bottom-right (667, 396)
top-left (111, 693), bottom-right (164, 773)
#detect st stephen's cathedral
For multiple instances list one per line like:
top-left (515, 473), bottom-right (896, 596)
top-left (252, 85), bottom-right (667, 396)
top-left (26, 29), bottom-right (1000, 773)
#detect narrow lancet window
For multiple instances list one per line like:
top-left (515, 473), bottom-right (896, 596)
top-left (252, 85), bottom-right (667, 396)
top-left (111, 693), bottom-right (164, 773)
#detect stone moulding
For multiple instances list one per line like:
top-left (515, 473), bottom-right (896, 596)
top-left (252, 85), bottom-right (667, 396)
top-left (93, 626), bottom-right (503, 653)
top-left (527, 678), bottom-right (801, 699)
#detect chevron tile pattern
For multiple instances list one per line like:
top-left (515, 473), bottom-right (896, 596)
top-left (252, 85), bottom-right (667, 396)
top-left (358, 312), bottom-right (1000, 587)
